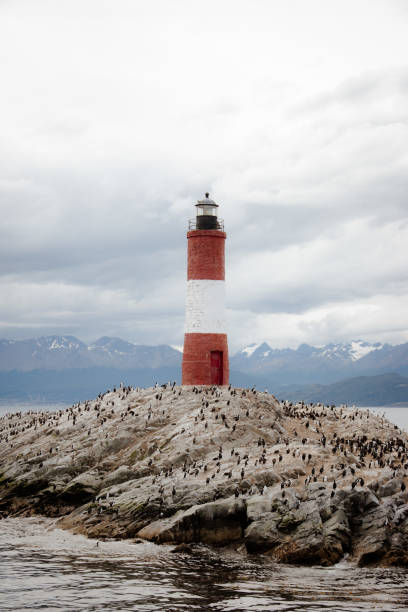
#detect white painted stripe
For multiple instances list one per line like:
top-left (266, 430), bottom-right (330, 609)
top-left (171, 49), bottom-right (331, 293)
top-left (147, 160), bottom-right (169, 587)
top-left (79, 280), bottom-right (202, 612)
top-left (184, 279), bottom-right (226, 334)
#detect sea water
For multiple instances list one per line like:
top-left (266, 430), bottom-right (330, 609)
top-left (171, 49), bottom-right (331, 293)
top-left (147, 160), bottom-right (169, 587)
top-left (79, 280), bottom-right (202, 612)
top-left (0, 517), bottom-right (407, 611)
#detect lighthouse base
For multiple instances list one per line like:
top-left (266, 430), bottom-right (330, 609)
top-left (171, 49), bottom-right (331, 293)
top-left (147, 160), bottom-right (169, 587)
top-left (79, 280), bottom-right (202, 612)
top-left (182, 333), bottom-right (229, 386)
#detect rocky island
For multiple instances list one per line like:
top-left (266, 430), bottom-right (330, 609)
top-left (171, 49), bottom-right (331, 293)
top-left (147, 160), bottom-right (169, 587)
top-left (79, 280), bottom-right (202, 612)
top-left (1, 384), bottom-right (407, 567)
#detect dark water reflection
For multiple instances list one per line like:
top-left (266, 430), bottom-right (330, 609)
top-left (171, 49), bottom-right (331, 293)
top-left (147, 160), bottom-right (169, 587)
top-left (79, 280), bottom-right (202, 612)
top-left (1, 519), bottom-right (408, 611)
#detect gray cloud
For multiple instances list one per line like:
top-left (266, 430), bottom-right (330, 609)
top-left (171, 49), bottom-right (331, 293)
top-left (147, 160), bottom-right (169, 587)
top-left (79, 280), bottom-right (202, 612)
top-left (1, 0), bottom-right (408, 351)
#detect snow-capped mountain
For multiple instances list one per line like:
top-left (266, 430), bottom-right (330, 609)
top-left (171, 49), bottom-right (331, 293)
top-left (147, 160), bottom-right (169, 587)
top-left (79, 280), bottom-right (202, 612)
top-left (231, 340), bottom-right (408, 385)
top-left (316, 340), bottom-right (385, 362)
top-left (236, 340), bottom-right (384, 364)
top-left (0, 336), bottom-right (89, 371)
top-left (0, 335), bottom-right (182, 371)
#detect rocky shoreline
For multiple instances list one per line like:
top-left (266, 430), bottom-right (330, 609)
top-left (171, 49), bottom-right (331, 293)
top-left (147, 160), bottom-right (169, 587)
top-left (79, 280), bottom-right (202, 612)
top-left (1, 385), bottom-right (407, 567)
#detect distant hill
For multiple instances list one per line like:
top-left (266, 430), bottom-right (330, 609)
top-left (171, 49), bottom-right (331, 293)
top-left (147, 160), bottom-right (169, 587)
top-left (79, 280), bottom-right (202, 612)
top-left (279, 373), bottom-right (408, 406)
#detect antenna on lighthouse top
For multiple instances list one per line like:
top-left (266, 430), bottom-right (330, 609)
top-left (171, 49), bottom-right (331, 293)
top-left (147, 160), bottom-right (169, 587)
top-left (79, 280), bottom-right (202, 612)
top-left (205, 192), bottom-right (209, 198)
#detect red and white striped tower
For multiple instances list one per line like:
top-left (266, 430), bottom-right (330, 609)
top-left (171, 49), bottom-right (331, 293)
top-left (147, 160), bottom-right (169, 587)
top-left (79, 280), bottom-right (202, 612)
top-left (182, 193), bottom-right (229, 386)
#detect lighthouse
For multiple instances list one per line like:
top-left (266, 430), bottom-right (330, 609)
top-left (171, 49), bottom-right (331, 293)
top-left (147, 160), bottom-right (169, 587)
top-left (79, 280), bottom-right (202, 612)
top-left (182, 194), bottom-right (229, 386)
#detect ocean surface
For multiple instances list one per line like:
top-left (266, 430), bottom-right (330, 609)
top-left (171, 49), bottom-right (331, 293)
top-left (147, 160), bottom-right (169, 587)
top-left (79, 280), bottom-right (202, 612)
top-left (0, 517), bottom-right (408, 612)
top-left (364, 406), bottom-right (408, 432)
top-left (0, 400), bottom-right (70, 417)
top-left (1, 401), bottom-right (408, 611)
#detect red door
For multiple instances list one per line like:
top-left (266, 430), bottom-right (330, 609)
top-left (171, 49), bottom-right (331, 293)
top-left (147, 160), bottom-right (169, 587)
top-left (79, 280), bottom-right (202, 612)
top-left (210, 351), bottom-right (223, 385)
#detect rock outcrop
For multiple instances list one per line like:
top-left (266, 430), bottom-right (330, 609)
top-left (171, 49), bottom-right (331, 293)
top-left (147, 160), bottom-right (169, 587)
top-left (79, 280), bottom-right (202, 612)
top-left (1, 384), bottom-right (407, 566)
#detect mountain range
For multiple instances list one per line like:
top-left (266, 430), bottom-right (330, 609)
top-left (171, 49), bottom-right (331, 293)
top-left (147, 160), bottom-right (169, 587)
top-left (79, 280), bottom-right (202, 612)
top-left (230, 340), bottom-right (408, 385)
top-left (1, 335), bottom-right (408, 405)
top-left (0, 336), bottom-right (181, 371)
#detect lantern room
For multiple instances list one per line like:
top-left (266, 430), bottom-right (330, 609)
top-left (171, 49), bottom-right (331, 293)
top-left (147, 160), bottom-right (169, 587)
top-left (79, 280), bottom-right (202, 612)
top-left (195, 193), bottom-right (219, 230)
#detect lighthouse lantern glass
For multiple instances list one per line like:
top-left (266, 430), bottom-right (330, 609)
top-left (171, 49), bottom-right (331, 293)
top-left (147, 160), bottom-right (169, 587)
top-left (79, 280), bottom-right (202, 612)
top-left (196, 204), bottom-right (217, 216)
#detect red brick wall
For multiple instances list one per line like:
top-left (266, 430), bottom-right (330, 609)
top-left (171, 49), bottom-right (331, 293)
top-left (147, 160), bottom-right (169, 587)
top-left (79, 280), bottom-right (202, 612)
top-left (187, 230), bottom-right (226, 281)
top-left (182, 333), bottom-right (229, 385)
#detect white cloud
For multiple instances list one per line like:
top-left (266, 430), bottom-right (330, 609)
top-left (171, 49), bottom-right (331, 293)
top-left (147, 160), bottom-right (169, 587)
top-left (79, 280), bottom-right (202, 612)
top-left (228, 294), bottom-right (408, 351)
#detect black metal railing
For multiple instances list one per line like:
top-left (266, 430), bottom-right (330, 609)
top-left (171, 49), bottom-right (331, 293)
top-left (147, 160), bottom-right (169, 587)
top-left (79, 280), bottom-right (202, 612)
top-left (188, 218), bottom-right (224, 231)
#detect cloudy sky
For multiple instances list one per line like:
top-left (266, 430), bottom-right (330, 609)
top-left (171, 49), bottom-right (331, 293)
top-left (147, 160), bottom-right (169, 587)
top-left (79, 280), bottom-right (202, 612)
top-left (1, 0), bottom-right (408, 352)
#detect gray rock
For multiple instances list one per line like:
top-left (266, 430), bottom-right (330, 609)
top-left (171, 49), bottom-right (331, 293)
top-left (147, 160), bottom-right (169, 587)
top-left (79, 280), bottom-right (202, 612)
top-left (246, 494), bottom-right (274, 522)
top-left (2, 385), bottom-right (408, 568)
top-left (272, 505), bottom-right (329, 565)
top-left (102, 466), bottom-right (139, 488)
top-left (138, 496), bottom-right (247, 545)
top-left (245, 512), bottom-right (282, 552)
top-left (343, 488), bottom-right (380, 515)
top-left (323, 508), bottom-right (351, 552)
top-left (378, 478), bottom-right (405, 498)
top-left (60, 470), bottom-right (102, 501)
